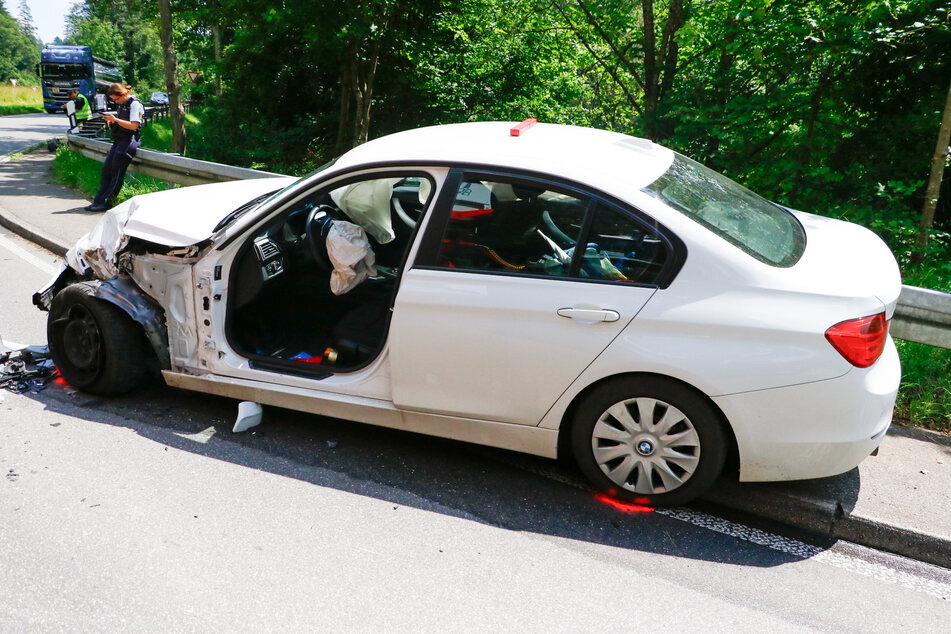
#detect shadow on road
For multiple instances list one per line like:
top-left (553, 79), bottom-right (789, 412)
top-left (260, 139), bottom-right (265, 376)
top-left (19, 379), bottom-right (853, 569)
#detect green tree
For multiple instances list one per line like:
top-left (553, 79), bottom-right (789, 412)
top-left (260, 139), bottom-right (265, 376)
top-left (0, 3), bottom-right (39, 81)
top-left (66, 1), bottom-right (164, 92)
top-left (64, 11), bottom-right (124, 63)
top-left (157, 0), bottom-right (186, 154)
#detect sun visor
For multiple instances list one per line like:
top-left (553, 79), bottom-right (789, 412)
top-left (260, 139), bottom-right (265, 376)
top-left (326, 221), bottom-right (377, 295)
top-left (330, 178), bottom-right (399, 244)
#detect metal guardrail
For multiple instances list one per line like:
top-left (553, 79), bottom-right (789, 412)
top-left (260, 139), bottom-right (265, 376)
top-left (143, 102), bottom-right (190, 124)
top-left (67, 133), bottom-right (287, 187)
top-left (892, 285), bottom-right (951, 349)
top-left (64, 133), bottom-right (951, 349)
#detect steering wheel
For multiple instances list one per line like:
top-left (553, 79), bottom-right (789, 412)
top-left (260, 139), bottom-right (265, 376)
top-left (393, 196), bottom-right (420, 229)
top-left (305, 204), bottom-right (341, 272)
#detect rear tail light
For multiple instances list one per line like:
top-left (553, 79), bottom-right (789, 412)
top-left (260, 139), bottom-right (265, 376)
top-left (824, 312), bottom-right (889, 368)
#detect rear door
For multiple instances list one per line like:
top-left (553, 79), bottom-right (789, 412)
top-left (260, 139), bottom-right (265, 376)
top-left (388, 170), bottom-right (678, 426)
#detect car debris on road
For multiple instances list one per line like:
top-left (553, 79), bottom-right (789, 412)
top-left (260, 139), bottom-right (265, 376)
top-left (0, 344), bottom-right (58, 393)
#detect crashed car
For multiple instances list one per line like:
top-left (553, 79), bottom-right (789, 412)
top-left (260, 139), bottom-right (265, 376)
top-left (34, 121), bottom-right (902, 506)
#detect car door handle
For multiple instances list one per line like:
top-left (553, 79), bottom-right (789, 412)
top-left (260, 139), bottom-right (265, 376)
top-left (556, 308), bottom-right (620, 322)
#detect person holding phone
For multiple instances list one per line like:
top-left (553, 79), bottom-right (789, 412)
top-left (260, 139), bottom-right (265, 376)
top-left (84, 83), bottom-right (144, 212)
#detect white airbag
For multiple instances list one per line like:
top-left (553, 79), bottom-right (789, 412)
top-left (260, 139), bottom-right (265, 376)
top-left (330, 178), bottom-right (399, 244)
top-left (326, 221), bottom-right (377, 295)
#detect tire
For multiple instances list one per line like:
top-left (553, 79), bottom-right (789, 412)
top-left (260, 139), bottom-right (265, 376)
top-left (570, 376), bottom-right (727, 507)
top-left (47, 283), bottom-right (148, 396)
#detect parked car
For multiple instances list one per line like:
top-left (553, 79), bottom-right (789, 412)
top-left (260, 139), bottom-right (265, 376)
top-left (33, 121), bottom-right (901, 506)
top-left (149, 91), bottom-right (169, 105)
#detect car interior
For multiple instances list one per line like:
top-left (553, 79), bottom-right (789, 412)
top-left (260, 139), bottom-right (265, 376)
top-left (436, 178), bottom-right (668, 283)
top-left (227, 174), bottom-right (432, 373)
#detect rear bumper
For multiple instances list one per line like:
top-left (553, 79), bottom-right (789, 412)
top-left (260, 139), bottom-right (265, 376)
top-left (714, 338), bottom-right (900, 482)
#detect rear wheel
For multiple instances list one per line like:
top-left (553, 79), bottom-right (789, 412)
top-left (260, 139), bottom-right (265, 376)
top-left (48, 283), bottom-right (148, 395)
top-left (570, 377), bottom-right (727, 507)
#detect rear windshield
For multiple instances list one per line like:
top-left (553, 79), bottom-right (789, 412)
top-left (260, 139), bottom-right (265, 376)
top-left (642, 154), bottom-right (805, 267)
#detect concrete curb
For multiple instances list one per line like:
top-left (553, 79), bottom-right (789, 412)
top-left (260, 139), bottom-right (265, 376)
top-left (0, 202), bottom-right (70, 256)
top-left (703, 485), bottom-right (951, 569)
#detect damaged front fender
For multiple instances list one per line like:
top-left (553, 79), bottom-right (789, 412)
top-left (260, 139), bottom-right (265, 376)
top-left (94, 277), bottom-right (171, 371)
top-left (37, 275), bottom-right (171, 371)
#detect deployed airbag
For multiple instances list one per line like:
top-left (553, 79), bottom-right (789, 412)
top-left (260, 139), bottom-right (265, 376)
top-left (330, 178), bottom-right (399, 244)
top-left (326, 221), bottom-right (377, 295)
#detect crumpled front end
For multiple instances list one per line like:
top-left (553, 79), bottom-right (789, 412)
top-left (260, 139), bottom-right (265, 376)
top-left (64, 197), bottom-right (138, 279)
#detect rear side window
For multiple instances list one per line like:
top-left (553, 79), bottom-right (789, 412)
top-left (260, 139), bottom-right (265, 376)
top-left (432, 176), bottom-right (669, 285)
top-left (642, 154), bottom-right (805, 267)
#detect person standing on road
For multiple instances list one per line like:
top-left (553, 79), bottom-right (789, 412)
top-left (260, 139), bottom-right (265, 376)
top-left (64, 89), bottom-right (91, 124)
top-left (85, 83), bottom-right (144, 212)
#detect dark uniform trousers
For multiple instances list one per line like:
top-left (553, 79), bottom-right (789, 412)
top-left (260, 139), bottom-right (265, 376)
top-left (92, 135), bottom-right (140, 206)
top-left (92, 94), bottom-right (142, 208)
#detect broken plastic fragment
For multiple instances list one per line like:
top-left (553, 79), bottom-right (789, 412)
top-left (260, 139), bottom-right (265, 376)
top-left (233, 401), bottom-right (263, 433)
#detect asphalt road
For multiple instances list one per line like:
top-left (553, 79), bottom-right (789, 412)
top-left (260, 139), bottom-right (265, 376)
top-left (2, 228), bottom-right (949, 630)
top-left (0, 113), bottom-right (67, 156)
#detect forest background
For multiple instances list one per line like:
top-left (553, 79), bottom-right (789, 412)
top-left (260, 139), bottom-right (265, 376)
top-left (3, 0), bottom-right (951, 429)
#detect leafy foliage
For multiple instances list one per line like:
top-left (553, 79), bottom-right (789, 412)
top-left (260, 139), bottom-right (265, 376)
top-left (0, 3), bottom-right (40, 83)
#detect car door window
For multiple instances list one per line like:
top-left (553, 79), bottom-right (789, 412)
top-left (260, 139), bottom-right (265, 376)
top-left (431, 176), bottom-right (669, 285)
top-left (582, 203), bottom-right (669, 284)
top-left (434, 178), bottom-right (588, 277)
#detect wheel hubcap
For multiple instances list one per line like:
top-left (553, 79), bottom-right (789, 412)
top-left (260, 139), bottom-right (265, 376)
top-left (591, 397), bottom-right (701, 495)
top-left (62, 305), bottom-right (101, 377)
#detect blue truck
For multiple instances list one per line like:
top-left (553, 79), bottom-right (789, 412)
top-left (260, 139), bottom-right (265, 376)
top-left (38, 45), bottom-right (121, 114)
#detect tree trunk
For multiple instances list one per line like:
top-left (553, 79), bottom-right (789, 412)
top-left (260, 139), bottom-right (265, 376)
top-left (911, 79), bottom-right (951, 266)
top-left (353, 38), bottom-right (382, 146)
top-left (212, 24), bottom-right (222, 99)
top-left (336, 44), bottom-right (359, 155)
top-left (158, 0), bottom-right (186, 155)
top-left (642, 0), bottom-right (658, 116)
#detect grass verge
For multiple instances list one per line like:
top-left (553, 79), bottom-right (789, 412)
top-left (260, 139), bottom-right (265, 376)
top-left (894, 340), bottom-right (951, 434)
top-left (896, 264), bottom-right (951, 434)
top-left (50, 145), bottom-right (174, 205)
top-left (0, 85), bottom-right (43, 115)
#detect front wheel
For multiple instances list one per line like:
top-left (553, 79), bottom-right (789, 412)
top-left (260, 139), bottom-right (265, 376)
top-left (47, 283), bottom-right (148, 395)
top-left (570, 377), bottom-right (727, 507)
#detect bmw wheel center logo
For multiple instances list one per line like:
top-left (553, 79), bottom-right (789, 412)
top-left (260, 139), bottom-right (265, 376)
top-left (637, 440), bottom-right (655, 456)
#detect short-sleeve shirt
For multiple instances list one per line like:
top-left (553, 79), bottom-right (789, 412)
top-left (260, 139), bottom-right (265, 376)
top-left (129, 99), bottom-right (145, 126)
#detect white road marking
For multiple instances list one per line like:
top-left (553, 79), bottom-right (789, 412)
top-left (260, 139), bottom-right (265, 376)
top-left (657, 507), bottom-right (951, 601)
top-left (0, 232), bottom-right (59, 276)
top-left (498, 457), bottom-right (951, 601)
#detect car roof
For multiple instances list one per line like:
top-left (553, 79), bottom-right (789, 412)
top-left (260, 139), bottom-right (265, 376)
top-left (334, 122), bottom-right (675, 191)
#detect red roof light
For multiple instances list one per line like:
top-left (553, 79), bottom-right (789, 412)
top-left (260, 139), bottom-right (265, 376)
top-left (510, 118), bottom-right (537, 136)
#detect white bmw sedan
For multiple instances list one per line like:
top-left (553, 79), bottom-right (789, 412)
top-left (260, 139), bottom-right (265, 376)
top-left (35, 121), bottom-right (901, 506)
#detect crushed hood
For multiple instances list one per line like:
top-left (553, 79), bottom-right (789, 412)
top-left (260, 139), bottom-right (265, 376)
top-left (66, 177), bottom-right (295, 278)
